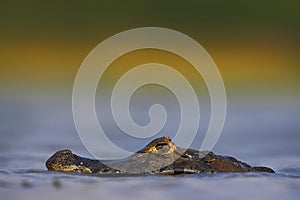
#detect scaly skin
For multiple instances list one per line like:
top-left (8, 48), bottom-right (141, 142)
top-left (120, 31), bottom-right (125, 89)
top-left (46, 136), bottom-right (274, 175)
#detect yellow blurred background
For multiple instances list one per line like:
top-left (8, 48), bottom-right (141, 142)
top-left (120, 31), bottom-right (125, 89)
top-left (0, 0), bottom-right (299, 99)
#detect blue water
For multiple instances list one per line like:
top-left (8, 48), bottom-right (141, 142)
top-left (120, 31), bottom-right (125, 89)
top-left (0, 93), bottom-right (299, 199)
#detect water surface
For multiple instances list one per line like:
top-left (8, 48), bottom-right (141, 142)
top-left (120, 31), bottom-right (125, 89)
top-left (0, 94), bottom-right (299, 199)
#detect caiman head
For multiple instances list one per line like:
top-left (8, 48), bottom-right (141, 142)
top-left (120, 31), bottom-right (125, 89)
top-left (46, 136), bottom-right (178, 173)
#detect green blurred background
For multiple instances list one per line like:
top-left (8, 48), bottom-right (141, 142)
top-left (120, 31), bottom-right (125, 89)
top-left (0, 0), bottom-right (299, 99)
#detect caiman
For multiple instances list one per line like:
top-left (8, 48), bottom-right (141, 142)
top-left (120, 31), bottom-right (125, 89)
top-left (46, 136), bottom-right (274, 175)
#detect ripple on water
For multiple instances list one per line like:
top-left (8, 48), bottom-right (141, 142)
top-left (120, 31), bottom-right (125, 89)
top-left (277, 167), bottom-right (300, 178)
top-left (0, 170), bottom-right (10, 175)
top-left (0, 167), bottom-right (300, 200)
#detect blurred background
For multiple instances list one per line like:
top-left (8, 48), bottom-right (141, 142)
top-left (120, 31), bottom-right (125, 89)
top-left (1, 0), bottom-right (299, 95)
top-left (0, 0), bottom-right (299, 169)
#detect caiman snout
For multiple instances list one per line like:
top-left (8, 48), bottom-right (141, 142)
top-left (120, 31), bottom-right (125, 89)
top-left (46, 149), bottom-right (76, 172)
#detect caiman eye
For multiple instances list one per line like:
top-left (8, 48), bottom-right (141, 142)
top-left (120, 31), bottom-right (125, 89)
top-left (155, 143), bottom-right (170, 154)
